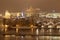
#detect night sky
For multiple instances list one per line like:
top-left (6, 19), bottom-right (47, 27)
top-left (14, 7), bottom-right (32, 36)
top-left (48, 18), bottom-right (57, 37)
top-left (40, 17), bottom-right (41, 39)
top-left (0, 0), bottom-right (60, 13)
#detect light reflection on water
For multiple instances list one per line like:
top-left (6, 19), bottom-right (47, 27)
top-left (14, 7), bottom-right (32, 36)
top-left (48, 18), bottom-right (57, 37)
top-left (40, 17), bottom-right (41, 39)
top-left (0, 35), bottom-right (60, 40)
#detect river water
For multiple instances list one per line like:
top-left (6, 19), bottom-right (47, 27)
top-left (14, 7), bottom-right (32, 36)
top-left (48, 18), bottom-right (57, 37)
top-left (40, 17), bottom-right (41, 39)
top-left (0, 35), bottom-right (60, 40)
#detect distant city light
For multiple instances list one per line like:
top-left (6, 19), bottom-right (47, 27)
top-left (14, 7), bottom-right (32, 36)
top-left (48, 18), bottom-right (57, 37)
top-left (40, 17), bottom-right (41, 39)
top-left (4, 10), bottom-right (11, 19)
top-left (20, 12), bottom-right (25, 18)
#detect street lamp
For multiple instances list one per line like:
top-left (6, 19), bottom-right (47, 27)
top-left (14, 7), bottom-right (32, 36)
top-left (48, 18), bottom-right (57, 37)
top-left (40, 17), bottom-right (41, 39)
top-left (5, 25), bottom-right (8, 32)
top-left (16, 24), bottom-right (19, 33)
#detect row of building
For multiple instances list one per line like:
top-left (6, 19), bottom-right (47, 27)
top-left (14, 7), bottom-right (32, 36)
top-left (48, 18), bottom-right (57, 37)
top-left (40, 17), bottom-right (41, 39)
top-left (0, 7), bottom-right (60, 19)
